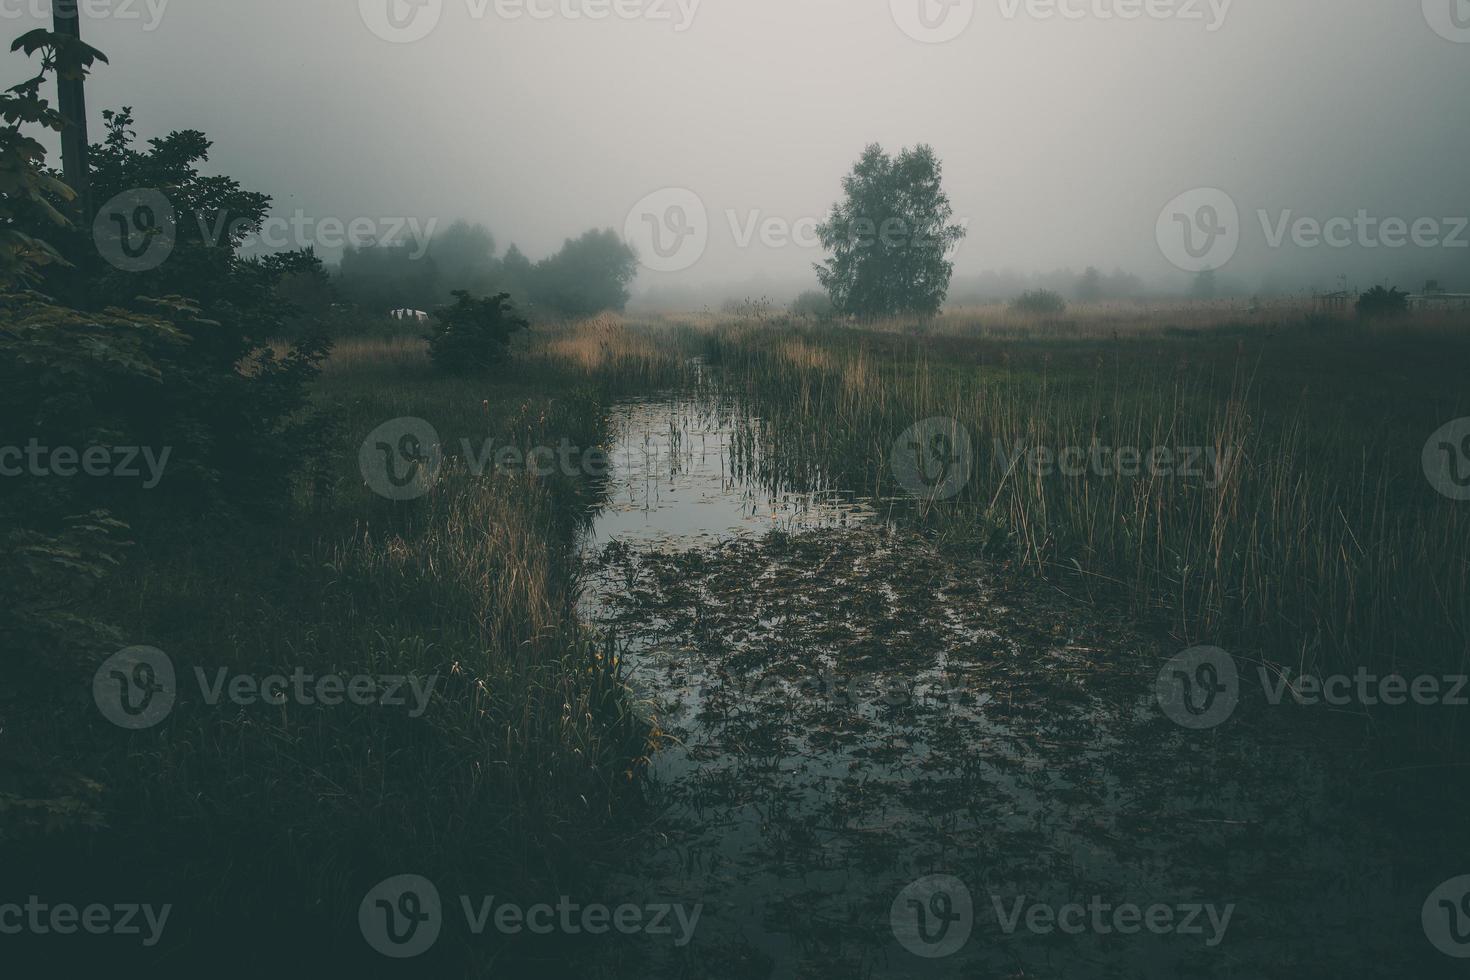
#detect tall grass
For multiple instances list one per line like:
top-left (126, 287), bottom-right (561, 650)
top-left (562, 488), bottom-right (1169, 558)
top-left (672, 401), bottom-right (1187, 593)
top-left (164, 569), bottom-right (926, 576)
top-left (18, 320), bottom-right (694, 973)
top-left (705, 312), bottom-right (1470, 747)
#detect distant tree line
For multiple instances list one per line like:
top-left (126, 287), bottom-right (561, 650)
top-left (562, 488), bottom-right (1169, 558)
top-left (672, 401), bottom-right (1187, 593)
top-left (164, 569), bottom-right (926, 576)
top-left (948, 267), bottom-right (1148, 306)
top-left (336, 221), bottom-right (637, 323)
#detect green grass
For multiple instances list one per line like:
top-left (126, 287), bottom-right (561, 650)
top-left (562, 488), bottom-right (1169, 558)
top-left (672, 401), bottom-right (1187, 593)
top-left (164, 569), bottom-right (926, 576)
top-left (14, 305), bottom-right (1467, 974)
top-left (700, 312), bottom-right (1470, 749)
top-left (13, 324), bottom-right (696, 974)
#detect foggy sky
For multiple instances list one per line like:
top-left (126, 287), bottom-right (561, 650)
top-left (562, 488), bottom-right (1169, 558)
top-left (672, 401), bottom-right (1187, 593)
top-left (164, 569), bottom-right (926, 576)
top-left (6, 0), bottom-right (1469, 300)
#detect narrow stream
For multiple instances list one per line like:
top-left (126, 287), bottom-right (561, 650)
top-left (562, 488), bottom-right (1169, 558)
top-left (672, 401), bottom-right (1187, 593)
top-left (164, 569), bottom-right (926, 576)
top-left (575, 392), bottom-right (1445, 979)
top-left (580, 395), bottom-right (878, 553)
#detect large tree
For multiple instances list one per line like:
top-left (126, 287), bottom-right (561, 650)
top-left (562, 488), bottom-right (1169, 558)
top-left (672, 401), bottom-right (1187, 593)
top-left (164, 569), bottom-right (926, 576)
top-left (815, 143), bottom-right (966, 319)
top-left (530, 228), bottom-right (637, 317)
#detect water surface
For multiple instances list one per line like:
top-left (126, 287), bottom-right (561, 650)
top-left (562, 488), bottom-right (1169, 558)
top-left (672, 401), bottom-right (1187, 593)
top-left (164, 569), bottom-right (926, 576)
top-left (578, 393), bottom-right (1451, 979)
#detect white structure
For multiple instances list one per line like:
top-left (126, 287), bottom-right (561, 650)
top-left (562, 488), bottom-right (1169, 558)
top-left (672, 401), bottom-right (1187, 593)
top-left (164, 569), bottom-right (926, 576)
top-left (1407, 284), bottom-right (1470, 311)
top-left (390, 309), bottom-right (431, 322)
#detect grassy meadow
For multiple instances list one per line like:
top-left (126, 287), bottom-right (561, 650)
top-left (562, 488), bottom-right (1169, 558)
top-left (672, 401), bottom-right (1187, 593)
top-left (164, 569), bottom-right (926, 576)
top-left (706, 306), bottom-right (1470, 699)
top-left (7, 6), bottom-right (1465, 975)
top-left (17, 300), bottom-right (1468, 975)
top-left (15, 319), bottom-right (693, 974)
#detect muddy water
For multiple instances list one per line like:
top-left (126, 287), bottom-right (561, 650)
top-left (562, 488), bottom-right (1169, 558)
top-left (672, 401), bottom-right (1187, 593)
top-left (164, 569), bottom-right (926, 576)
top-left (580, 396), bottom-right (878, 552)
top-left (579, 394), bottom-right (1450, 979)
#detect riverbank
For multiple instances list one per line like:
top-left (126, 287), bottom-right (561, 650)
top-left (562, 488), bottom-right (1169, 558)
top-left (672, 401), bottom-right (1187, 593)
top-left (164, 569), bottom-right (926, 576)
top-left (8, 321), bottom-right (695, 976)
top-left (575, 367), bottom-right (1466, 977)
top-left (13, 309), bottom-right (1468, 976)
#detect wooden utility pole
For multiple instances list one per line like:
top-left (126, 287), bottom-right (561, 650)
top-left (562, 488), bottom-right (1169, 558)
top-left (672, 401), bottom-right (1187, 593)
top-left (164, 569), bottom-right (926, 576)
top-left (53, 0), bottom-right (92, 228)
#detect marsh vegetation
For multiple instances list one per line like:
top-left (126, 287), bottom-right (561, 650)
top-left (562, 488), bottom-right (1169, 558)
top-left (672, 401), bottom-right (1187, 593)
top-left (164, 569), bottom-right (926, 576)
top-left (23, 303), bottom-right (1466, 976)
top-left (5, 11), bottom-right (1468, 976)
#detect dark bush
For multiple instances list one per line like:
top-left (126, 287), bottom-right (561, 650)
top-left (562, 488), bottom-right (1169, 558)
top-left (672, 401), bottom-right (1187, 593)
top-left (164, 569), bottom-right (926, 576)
top-left (1355, 285), bottom-right (1408, 318)
top-left (12, 103), bottom-right (332, 515)
top-left (1011, 288), bottom-right (1067, 315)
top-left (790, 290), bottom-right (834, 318)
top-left (427, 290), bottom-right (530, 374)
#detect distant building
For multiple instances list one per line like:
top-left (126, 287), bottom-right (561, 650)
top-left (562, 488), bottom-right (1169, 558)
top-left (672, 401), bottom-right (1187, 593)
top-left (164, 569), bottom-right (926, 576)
top-left (1314, 290), bottom-right (1353, 313)
top-left (1407, 281), bottom-right (1470, 311)
top-left (390, 309), bottom-right (431, 322)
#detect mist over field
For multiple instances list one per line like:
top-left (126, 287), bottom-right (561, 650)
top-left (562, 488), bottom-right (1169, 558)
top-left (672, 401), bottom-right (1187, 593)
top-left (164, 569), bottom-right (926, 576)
top-left (6, 3), bottom-right (1470, 977)
top-left (7, 0), bottom-right (1467, 303)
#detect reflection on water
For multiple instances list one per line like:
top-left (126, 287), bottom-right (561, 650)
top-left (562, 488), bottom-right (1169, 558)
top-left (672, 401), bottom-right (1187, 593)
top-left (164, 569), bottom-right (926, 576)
top-left (580, 397), bottom-right (879, 553)
top-left (578, 394), bottom-right (1457, 979)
